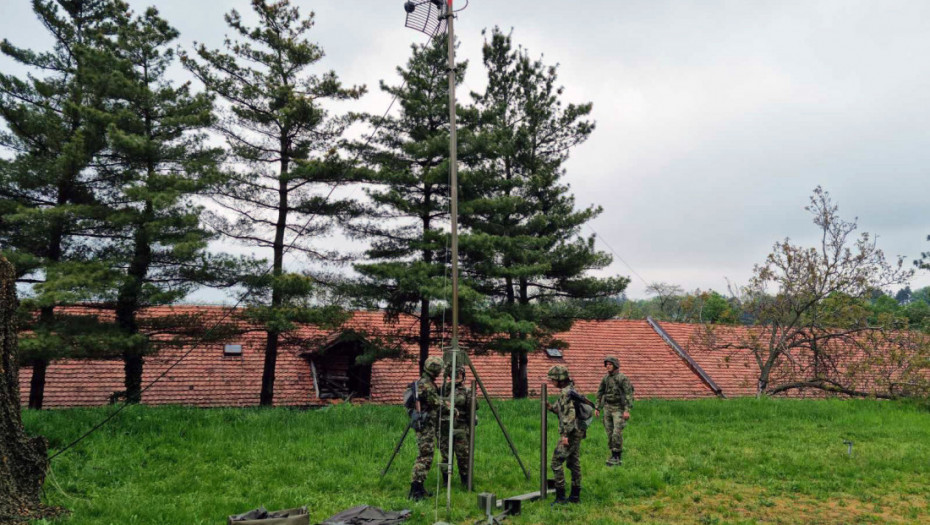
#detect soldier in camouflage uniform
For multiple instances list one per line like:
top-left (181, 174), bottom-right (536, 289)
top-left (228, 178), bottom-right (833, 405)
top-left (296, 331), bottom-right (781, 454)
top-left (439, 362), bottom-right (474, 487)
top-left (409, 356), bottom-right (444, 500)
top-left (596, 356), bottom-right (634, 466)
top-left (546, 365), bottom-right (585, 504)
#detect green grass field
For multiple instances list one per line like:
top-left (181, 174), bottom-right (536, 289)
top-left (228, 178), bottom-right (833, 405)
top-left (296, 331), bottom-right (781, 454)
top-left (22, 398), bottom-right (930, 525)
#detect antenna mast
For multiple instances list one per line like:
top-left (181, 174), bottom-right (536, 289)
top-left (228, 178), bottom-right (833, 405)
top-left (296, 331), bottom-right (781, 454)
top-left (401, 1), bottom-right (528, 518)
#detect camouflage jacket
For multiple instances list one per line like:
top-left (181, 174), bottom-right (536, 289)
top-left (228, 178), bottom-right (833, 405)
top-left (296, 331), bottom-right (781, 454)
top-left (416, 374), bottom-right (442, 420)
top-left (596, 371), bottom-right (634, 411)
top-left (439, 382), bottom-right (473, 427)
top-left (550, 385), bottom-right (580, 438)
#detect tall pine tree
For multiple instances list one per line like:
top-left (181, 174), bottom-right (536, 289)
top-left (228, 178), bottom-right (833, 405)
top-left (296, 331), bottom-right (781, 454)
top-left (94, 7), bottom-right (235, 403)
top-left (0, 0), bottom-right (129, 408)
top-left (348, 38), bottom-right (467, 372)
top-left (182, 0), bottom-right (362, 405)
top-left (462, 28), bottom-right (629, 397)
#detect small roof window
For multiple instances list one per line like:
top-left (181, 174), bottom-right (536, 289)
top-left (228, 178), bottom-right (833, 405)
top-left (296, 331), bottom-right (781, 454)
top-left (544, 348), bottom-right (563, 358)
top-left (224, 344), bottom-right (242, 356)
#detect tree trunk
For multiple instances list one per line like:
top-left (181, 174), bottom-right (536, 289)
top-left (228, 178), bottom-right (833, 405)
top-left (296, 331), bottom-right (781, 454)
top-left (27, 358), bottom-right (48, 410)
top-left (768, 380), bottom-right (897, 399)
top-left (117, 204), bottom-right (153, 404)
top-left (123, 354), bottom-right (144, 404)
top-left (510, 278), bottom-right (530, 399)
top-left (511, 350), bottom-right (528, 399)
top-left (418, 298), bottom-right (430, 373)
top-left (260, 330), bottom-right (279, 406)
top-left (0, 257), bottom-right (49, 519)
top-left (260, 149), bottom-right (289, 407)
top-left (418, 205), bottom-right (433, 374)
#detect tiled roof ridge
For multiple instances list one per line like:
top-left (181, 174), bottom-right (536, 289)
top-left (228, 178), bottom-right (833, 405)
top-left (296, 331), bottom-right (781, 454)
top-left (646, 316), bottom-right (726, 398)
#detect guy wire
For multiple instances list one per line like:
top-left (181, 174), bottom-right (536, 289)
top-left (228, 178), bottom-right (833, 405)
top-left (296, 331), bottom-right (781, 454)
top-left (586, 223), bottom-right (651, 288)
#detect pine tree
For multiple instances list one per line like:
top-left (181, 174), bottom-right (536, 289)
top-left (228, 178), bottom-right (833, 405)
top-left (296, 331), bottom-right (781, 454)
top-left (0, 0), bottom-right (130, 408)
top-left (93, 7), bottom-right (236, 403)
top-left (348, 38), bottom-right (467, 372)
top-left (182, 0), bottom-right (363, 405)
top-left (462, 28), bottom-right (629, 398)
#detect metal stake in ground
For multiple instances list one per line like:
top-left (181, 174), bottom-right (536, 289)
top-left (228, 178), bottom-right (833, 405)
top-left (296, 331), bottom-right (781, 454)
top-left (467, 379), bottom-right (477, 492)
top-left (445, 346), bottom-right (458, 515)
top-left (540, 383), bottom-right (547, 500)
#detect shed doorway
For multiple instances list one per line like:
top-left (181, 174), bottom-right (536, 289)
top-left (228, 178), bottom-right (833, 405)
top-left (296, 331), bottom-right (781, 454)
top-left (307, 338), bottom-right (372, 401)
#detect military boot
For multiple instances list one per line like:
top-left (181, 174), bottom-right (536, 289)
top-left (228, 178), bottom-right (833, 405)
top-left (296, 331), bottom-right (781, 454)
top-left (551, 487), bottom-right (568, 506)
top-left (408, 481), bottom-right (431, 501)
top-left (568, 486), bottom-right (581, 504)
top-left (460, 471), bottom-right (469, 487)
top-left (606, 450), bottom-right (622, 466)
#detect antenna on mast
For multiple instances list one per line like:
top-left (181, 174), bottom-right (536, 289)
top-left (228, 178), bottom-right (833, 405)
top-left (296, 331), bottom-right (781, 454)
top-left (404, 0), bottom-right (447, 35)
top-left (398, 1), bottom-right (529, 519)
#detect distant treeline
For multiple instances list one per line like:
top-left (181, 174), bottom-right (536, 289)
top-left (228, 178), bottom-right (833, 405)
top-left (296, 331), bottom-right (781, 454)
top-left (619, 285), bottom-right (930, 332)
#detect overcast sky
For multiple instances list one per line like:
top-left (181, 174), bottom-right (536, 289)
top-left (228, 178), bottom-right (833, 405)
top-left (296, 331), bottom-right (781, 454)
top-left (3, 0), bottom-right (929, 301)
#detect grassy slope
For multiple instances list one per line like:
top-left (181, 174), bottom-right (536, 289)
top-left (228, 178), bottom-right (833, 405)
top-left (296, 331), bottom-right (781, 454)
top-left (23, 398), bottom-right (930, 525)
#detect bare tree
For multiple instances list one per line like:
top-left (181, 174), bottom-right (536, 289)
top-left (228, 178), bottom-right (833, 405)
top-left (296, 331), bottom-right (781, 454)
top-left (917, 234), bottom-right (930, 272)
top-left (703, 187), bottom-right (928, 397)
top-left (646, 282), bottom-right (684, 321)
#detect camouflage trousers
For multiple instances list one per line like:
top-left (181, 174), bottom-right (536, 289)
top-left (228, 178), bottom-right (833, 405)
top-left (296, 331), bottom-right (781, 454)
top-left (438, 427), bottom-right (470, 477)
top-left (411, 422), bottom-right (437, 483)
top-left (551, 431), bottom-right (583, 489)
top-left (602, 404), bottom-right (627, 453)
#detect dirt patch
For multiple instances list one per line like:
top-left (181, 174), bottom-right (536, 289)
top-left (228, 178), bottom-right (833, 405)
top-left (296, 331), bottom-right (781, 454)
top-left (593, 481), bottom-right (930, 525)
top-left (0, 504), bottom-right (68, 524)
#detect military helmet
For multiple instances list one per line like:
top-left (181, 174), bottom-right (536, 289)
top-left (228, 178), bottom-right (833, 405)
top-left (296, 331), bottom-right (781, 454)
top-left (547, 365), bottom-right (570, 382)
top-left (604, 356), bottom-right (620, 369)
top-left (424, 356), bottom-right (444, 377)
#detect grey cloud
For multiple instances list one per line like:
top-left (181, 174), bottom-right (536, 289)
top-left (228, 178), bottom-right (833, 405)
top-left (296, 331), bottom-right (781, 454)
top-left (2, 0), bottom-right (928, 301)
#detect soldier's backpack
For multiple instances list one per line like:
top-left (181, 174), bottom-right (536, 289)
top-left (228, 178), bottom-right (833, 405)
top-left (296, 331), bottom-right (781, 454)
top-left (569, 389), bottom-right (595, 431)
top-left (403, 381), bottom-right (417, 414)
top-left (402, 381), bottom-right (427, 431)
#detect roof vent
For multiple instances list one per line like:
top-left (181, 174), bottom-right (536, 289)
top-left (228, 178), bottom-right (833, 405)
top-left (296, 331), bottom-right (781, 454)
top-left (224, 344), bottom-right (242, 356)
top-left (544, 348), bottom-right (563, 358)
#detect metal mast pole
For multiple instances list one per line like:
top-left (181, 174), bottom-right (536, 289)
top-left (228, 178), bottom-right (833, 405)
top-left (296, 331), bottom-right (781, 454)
top-left (399, 2), bottom-right (530, 515)
top-left (540, 383), bottom-right (548, 500)
top-left (444, 0), bottom-right (459, 516)
top-left (446, 4), bottom-right (459, 348)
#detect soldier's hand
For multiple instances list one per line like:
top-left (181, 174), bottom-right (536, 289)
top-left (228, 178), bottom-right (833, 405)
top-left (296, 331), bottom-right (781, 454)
top-left (546, 401), bottom-right (553, 411)
top-left (595, 409), bottom-right (600, 418)
top-left (559, 436), bottom-right (569, 447)
top-left (623, 411), bottom-right (630, 421)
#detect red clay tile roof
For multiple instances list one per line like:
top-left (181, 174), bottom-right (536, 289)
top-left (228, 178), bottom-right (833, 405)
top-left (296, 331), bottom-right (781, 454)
top-left (26, 306), bottom-right (914, 407)
top-left (550, 320), bottom-right (714, 399)
top-left (16, 308), bottom-right (720, 408)
top-left (658, 322), bottom-right (761, 397)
